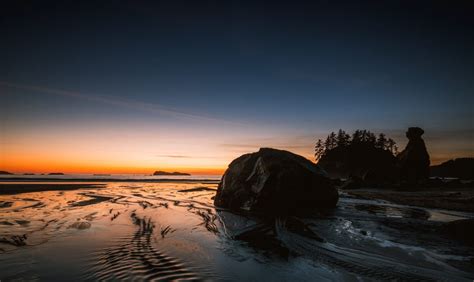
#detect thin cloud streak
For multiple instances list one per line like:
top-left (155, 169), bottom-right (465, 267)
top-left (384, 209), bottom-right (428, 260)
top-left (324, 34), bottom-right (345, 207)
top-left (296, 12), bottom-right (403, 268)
top-left (156, 155), bottom-right (191, 159)
top-left (0, 81), bottom-right (243, 125)
top-left (155, 154), bottom-right (219, 159)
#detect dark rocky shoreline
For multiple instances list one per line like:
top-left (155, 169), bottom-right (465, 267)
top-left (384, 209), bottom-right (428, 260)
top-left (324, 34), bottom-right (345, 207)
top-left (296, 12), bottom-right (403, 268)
top-left (344, 187), bottom-right (474, 213)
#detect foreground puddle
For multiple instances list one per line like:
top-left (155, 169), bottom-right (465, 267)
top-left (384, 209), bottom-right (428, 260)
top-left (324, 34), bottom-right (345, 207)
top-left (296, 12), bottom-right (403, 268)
top-left (0, 182), bottom-right (473, 280)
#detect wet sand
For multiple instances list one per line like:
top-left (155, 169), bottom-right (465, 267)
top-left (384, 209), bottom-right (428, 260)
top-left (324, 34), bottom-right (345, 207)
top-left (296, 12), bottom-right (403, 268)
top-left (0, 183), bottom-right (105, 195)
top-left (0, 182), bottom-right (473, 280)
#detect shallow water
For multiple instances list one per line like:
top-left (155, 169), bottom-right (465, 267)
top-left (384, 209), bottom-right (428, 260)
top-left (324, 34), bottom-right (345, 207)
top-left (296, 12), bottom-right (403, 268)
top-left (1, 182), bottom-right (473, 281)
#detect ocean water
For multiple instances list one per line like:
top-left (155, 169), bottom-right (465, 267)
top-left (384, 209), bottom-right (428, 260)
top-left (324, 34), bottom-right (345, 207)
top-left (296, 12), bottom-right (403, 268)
top-left (0, 181), bottom-right (473, 281)
top-left (0, 173), bottom-right (222, 182)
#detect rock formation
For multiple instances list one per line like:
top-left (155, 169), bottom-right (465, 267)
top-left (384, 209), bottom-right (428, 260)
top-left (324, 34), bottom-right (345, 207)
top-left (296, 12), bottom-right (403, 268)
top-left (214, 148), bottom-right (338, 214)
top-left (153, 171), bottom-right (190, 176)
top-left (397, 127), bottom-right (430, 183)
top-left (430, 158), bottom-right (474, 180)
top-left (317, 144), bottom-right (398, 184)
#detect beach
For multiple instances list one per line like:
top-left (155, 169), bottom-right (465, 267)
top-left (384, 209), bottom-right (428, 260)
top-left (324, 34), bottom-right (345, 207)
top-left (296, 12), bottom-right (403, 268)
top-left (3, 0), bottom-right (473, 280)
top-left (1, 178), bottom-right (473, 281)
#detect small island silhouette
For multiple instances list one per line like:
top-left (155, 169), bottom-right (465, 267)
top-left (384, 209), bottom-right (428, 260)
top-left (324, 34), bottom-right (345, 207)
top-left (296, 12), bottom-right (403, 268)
top-left (153, 171), bottom-right (190, 176)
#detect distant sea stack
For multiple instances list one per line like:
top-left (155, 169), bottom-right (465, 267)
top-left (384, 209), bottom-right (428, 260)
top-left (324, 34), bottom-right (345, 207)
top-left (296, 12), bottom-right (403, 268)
top-left (153, 171), bottom-right (190, 176)
top-left (317, 144), bottom-right (397, 183)
top-left (315, 130), bottom-right (398, 184)
top-left (0, 171), bottom-right (13, 175)
top-left (430, 158), bottom-right (474, 180)
top-left (48, 172), bottom-right (65, 175)
top-left (397, 127), bottom-right (430, 183)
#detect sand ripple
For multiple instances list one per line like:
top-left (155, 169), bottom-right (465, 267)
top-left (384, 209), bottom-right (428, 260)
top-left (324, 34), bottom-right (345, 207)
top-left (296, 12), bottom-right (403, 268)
top-left (85, 213), bottom-right (201, 280)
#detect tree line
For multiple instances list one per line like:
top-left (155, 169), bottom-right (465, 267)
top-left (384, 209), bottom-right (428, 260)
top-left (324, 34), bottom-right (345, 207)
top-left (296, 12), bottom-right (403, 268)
top-left (315, 129), bottom-right (398, 161)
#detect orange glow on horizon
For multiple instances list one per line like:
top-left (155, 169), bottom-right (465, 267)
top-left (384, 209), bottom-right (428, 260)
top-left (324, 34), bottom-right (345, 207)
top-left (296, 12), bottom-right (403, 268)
top-left (1, 164), bottom-right (225, 175)
top-left (1, 120), bottom-right (469, 176)
top-left (1, 152), bottom-right (465, 175)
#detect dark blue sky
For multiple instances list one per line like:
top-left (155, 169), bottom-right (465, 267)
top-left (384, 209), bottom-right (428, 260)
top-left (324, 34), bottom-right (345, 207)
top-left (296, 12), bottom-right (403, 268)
top-left (1, 0), bottom-right (473, 171)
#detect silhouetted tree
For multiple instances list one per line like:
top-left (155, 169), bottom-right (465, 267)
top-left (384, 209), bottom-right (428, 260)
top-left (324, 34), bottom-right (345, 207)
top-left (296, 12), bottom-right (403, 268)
top-left (367, 132), bottom-right (376, 145)
top-left (336, 129), bottom-right (351, 147)
top-left (376, 133), bottom-right (387, 149)
top-left (314, 139), bottom-right (324, 161)
top-left (359, 130), bottom-right (376, 144)
top-left (386, 138), bottom-right (398, 155)
top-left (324, 132), bottom-right (337, 151)
top-left (352, 130), bottom-right (362, 143)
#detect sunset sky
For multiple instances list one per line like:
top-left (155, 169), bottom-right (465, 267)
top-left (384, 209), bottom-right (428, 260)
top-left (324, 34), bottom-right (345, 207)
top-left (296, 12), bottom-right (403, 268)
top-left (1, 1), bottom-right (473, 174)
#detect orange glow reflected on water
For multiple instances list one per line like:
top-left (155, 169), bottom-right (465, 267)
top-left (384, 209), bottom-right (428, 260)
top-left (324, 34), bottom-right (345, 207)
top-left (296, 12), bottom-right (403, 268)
top-left (1, 160), bottom-right (225, 175)
top-left (0, 182), bottom-right (222, 280)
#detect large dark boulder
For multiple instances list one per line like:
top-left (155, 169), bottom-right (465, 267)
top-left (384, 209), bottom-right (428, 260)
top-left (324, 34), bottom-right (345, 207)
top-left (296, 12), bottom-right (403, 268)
top-left (214, 148), bottom-right (338, 214)
top-left (397, 127), bottom-right (430, 183)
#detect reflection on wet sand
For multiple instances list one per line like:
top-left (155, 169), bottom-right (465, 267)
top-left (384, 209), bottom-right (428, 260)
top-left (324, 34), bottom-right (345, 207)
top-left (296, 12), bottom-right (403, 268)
top-left (0, 182), bottom-right (473, 280)
top-left (0, 183), bottom-right (106, 195)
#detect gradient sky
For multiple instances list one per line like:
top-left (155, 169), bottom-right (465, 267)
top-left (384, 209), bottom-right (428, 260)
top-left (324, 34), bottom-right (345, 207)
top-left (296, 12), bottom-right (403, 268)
top-left (1, 0), bottom-right (473, 174)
